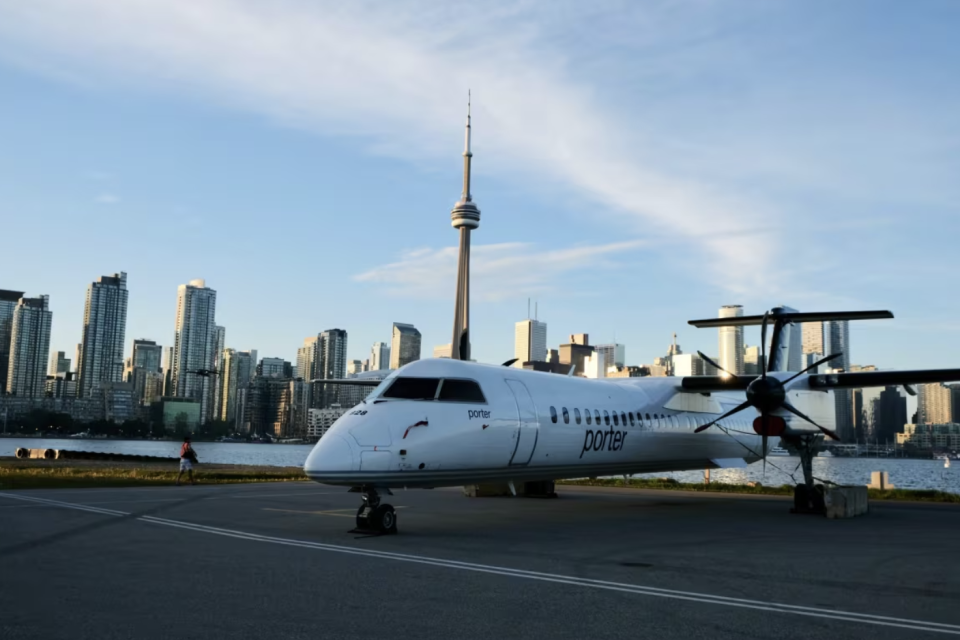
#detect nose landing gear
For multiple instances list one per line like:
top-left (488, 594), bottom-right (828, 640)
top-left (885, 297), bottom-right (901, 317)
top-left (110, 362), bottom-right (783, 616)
top-left (353, 486), bottom-right (398, 534)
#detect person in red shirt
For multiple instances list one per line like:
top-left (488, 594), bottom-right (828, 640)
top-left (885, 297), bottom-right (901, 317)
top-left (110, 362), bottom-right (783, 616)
top-left (176, 436), bottom-right (198, 486)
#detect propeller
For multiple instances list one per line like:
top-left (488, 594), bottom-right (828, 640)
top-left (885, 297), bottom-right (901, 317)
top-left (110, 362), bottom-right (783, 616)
top-left (693, 310), bottom-right (843, 469)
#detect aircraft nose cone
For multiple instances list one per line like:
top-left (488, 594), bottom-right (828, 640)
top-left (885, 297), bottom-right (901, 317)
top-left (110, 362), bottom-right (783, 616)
top-left (304, 434), bottom-right (355, 475)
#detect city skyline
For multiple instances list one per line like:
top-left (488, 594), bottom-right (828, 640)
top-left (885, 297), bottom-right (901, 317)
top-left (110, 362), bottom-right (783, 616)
top-left (1, 3), bottom-right (958, 375)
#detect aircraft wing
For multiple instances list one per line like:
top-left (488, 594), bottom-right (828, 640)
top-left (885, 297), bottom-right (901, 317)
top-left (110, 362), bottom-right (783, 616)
top-left (681, 369), bottom-right (960, 393)
top-left (807, 369), bottom-right (960, 389)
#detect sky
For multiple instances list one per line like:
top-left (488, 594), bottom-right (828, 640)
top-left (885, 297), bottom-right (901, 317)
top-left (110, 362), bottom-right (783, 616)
top-left (0, 0), bottom-right (958, 372)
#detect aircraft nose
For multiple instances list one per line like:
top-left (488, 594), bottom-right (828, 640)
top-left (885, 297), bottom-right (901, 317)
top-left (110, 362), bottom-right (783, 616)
top-left (304, 434), bottom-right (356, 474)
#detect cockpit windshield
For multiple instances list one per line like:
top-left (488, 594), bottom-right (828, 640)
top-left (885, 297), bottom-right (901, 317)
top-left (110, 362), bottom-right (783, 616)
top-left (378, 377), bottom-right (486, 403)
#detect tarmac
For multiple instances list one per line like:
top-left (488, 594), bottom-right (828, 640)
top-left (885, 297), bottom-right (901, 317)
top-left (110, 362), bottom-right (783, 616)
top-left (1, 482), bottom-right (959, 640)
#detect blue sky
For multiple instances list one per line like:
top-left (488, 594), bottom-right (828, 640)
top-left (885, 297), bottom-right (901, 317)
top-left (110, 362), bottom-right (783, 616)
top-left (0, 0), bottom-right (958, 371)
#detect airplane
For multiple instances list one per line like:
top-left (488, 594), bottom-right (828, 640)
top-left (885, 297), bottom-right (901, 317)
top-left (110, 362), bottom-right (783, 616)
top-left (304, 307), bottom-right (960, 534)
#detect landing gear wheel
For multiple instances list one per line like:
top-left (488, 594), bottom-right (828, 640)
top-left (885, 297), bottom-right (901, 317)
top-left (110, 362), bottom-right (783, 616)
top-left (374, 504), bottom-right (397, 534)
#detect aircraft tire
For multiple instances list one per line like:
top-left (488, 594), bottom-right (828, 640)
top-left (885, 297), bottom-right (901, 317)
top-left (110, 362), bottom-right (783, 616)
top-left (375, 504), bottom-right (397, 534)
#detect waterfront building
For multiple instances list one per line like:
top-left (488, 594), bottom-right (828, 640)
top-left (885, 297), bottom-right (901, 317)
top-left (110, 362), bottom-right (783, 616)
top-left (6, 295), bottom-right (52, 398)
top-left (77, 272), bottom-right (128, 398)
top-left (211, 325), bottom-right (226, 418)
top-left (595, 343), bottom-right (625, 369)
top-left (583, 351), bottom-right (606, 379)
top-left (671, 353), bottom-right (704, 377)
top-left (218, 349), bottom-right (254, 424)
top-left (607, 366), bottom-right (649, 378)
top-left (0, 289), bottom-right (24, 391)
top-left (918, 383), bottom-right (953, 424)
top-left (347, 360), bottom-right (366, 375)
top-left (126, 339), bottom-right (163, 405)
top-left (717, 305), bottom-right (744, 377)
top-left (897, 423), bottom-right (960, 449)
top-left (307, 405), bottom-right (348, 440)
top-left (390, 323), bottom-right (421, 369)
top-left (296, 336), bottom-right (318, 379)
top-left (802, 322), bottom-right (824, 355)
top-left (433, 344), bottom-right (452, 359)
top-left (514, 319), bottom-right (547, 368)
top-left (559, 334), bottom-right (594, 377)
top-left (450, 96), bottom-right (479, 362)
top-left (242, 376), bottom-right (298, 438)
top-left (161, 397), bottom-right (201, 431)
top-left (743, 345), bottom-right (760, 375)
top-left (370, 342), bottom-right (390, 371)
top-left (171, 279), bottom-right (218, 423)
top-left (874, 386), bottom-right (908, 444)
top-left (45, 374), bottom-right (77, 399)
top-left (258, 357), bottom-right (292, 378)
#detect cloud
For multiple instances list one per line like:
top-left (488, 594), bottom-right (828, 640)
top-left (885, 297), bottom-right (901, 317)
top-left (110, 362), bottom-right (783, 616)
top-left (354, 239), bottom-right (647, 301)
top-left (95, 192), bottom-right (120, 204)
top-left (0, 0), bottom-right (780, 290)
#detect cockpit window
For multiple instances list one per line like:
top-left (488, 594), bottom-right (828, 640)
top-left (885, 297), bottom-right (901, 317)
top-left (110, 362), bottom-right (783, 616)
top-left (382, 377), bottom-right (441, 400)
top-left (437, 379), bottom-right (486, 403)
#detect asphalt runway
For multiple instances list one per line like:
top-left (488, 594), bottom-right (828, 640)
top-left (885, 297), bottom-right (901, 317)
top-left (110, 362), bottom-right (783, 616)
top-left (1, 482), bottom-right (959, 640)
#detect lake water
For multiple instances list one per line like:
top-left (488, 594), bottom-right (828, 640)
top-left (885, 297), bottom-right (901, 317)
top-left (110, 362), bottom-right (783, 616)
top-left (2, 438), bottom-right (957, 494)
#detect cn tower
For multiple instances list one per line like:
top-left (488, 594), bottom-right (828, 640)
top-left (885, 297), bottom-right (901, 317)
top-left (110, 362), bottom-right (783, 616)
top-left (450, 94), bottom-right (480, 361)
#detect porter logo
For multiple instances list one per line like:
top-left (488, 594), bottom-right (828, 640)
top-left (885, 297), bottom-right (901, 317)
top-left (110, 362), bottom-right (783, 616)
top-left (580, 428), bottom-right (628, 458)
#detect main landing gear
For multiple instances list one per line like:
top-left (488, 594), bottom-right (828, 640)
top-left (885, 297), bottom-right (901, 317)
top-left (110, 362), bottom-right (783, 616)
top-left (786, 435), bottom-right (826, 515)
top-left (353, 486), bottom-right (397, 535)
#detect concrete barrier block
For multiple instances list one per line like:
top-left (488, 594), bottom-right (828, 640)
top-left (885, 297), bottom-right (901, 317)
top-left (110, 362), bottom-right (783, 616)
top-left (824, 486), bottom-right (869, 519)
top-left (867, 471), bottom-right (894, 490)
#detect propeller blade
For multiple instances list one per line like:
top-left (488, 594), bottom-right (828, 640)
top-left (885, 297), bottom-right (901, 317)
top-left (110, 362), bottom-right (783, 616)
top-left (781, 402), bottom-right (841, 440)
top-left (694, 400), bottom-right (752, 433)
top-left (762, 430), bottom-right (768, 475)
top-left (781, 352), bottom-right (843, 386)
top-left (696, 351), bottom-right (738, 380)
top-left (501, 358), bottom-right (519, 367)
top-left (760, 311), bottom-right (770, 380)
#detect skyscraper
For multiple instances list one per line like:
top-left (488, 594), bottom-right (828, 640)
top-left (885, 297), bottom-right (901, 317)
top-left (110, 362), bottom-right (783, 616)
top-left (77, 272), bottom-right (129, 398)
top-left (297, 336), bottom-right (319, 379)
top-left (318, 330), bottom-right (348, 380)
top-left (0, 289), bottom-right (24, 392)
top-left (802, 322), bottom-right (824, 355)
top-left (128, 339), bottom-right (163, 405)
top-left (171, 279), bottom-right (218, 423)
top-left (717, 305), bottom-right (744, 378)
top-left (595, 343), bottom-right (625, 369)
top-left (875, 386), bottom-right (908, 444)
top-left (824, 320), bottom-right (853, 440)
top-left (219, 348), bottom-right (254, 424)
top-left (211, 325), bottom-right (226, 418)
top-left (514, 319), bottom-right (547, 367)
top-left (370, 342), bottom-right (390, 371)
top-left (6, 295), bottom-right (52, 397)
top-left (918, 383), bottom-right (953, 424)
top-left (390, 323), bottom-right (421, 369)
top-left (450, 95), bottom-right (479, 361)
top-left (48, 351), bottom-right (71, 376)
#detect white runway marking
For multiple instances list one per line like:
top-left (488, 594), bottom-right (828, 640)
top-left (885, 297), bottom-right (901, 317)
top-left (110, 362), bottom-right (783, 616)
top-left (2, 491), bottom-right (958, 636)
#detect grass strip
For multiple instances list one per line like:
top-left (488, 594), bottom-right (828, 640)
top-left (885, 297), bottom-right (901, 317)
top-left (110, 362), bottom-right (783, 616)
top-left (0, 463), bottom-right (307, 490)
top-left (557, 477), bottom-right (960, 503)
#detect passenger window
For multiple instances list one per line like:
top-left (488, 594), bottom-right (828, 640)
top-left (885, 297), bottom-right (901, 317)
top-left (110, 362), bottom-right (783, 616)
top-left (562, 407), bottom-right (570, 424)
top-left (595, 410), bottom-right (602, 425)
top-left (585, 410), bottom-right (592, 425)
top-left (603, 410), bottom-right (610, 426)
top-left (550, 406), bottom-right (558, 424)
top-left (620, 412), bottom-right (627, 426)
top-left (629, 412), bottom-right (635, 427)
top-left (613, 412), bottom-right (619, 426)
top-left (646, 413), bottom-right (651, 421)
top-left (437, 378), bottom-right (486, 403)
top-left (574, 408), bottom-right (582, 425)
top-left (383, 377), bottom-right (441, 400)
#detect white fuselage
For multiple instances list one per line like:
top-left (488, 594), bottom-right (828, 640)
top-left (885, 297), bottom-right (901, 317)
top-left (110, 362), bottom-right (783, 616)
top-left (303, 359), bottom-right (833, 488)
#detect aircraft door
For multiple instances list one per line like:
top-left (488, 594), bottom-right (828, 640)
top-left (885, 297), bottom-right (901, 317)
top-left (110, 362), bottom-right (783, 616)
top-left (505, 379), bottom-right (538, 466)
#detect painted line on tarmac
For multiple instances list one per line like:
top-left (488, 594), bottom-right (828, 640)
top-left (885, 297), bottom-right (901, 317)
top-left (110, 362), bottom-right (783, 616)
top-left (2, 492), bottom-right (959, 636)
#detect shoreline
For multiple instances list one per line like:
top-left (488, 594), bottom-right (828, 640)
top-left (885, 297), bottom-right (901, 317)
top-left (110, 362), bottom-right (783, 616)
top-left (2, 458), bottom-right (957, 501)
